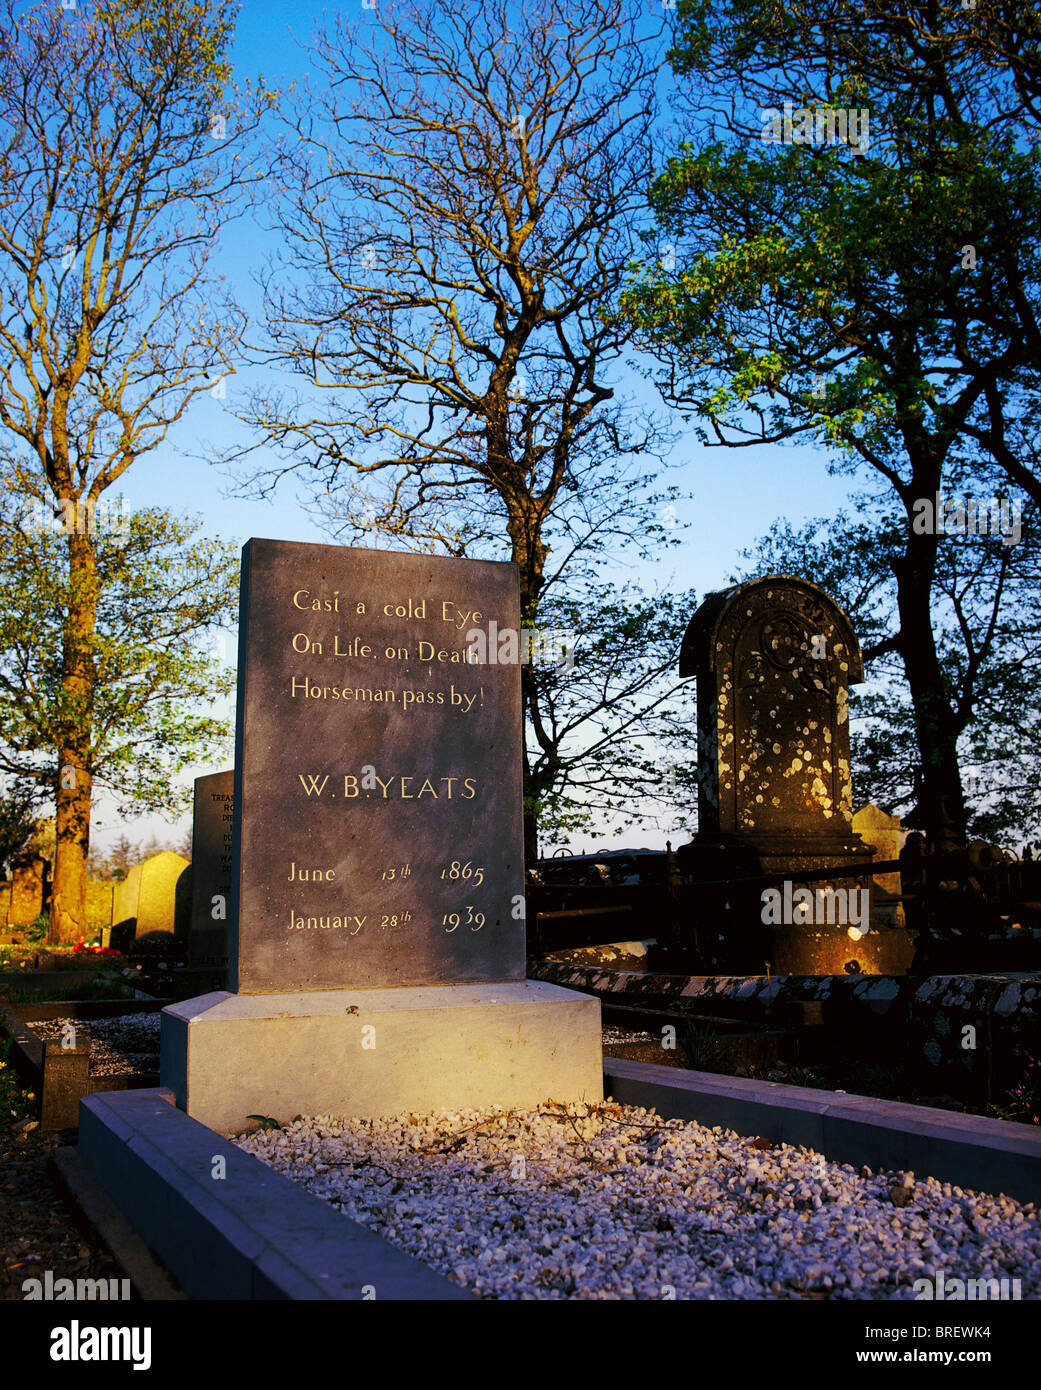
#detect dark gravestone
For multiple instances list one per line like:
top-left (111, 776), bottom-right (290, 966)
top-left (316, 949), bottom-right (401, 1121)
top-left (230, 539), bottom-right (525, 993)
top-left (162, 538), bottom-right (601, 1130)
top-left (679, 575), bottom-right (876, 973)
top-left (190, 771), bottom-right (234, 966)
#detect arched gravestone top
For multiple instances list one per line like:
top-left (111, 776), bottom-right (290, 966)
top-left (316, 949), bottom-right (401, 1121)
top-left (137, 851), bottom-right (191, 939)
top-left (680, 575), bottom-right (865, 841)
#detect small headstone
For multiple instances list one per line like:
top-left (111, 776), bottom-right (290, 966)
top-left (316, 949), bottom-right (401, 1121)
top-left (40, 1039), bottom-right (90, 1130)
top-left (111, 863), bottom-right (141, 939)
top-left (189, 771), bottom-right (234, 966)
top-left (110, 854), bottom-right (190, 950)
top-left (137, 851), bottom-right (191, 942)
top-left (853, 803), bottom-right (905, 926)
top-left (8, 852), bottom-right (47, 926)
top-left (230, 539), bottom-right (526, 993)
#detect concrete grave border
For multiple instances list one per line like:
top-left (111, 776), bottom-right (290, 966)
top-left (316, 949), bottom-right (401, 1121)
top-left (605, 1059), bottom-right (1041, 1203)
top-left (77, 1088), bottom-right (470, 1300)
top-left (0, 997), bottom-right (161, 1129)
top-left (76, 1064), bottom-right (1041, 1301)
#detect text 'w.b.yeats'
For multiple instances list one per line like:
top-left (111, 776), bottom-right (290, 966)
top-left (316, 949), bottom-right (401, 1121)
top-left (230, 540), bottom-right (525, 992)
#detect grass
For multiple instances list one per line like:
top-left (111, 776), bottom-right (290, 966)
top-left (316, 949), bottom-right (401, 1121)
top-left (739, 1055), bottom-right (1041, 1127)
top-left (8, 976), bottom-right (137, 1005)
top-left (25, 915), bottom-right (48, 944)
top-left (745, 1058), bottom-right (908, 1097)
top-left (986, 1057), bottom-right (1041, 1125)
top-left (678, 1020), bottom-right (723, 1070)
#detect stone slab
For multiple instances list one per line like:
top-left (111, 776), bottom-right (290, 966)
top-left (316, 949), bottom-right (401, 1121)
top-left (50, 1146), bottom-right (184, 1300)
top-left (41, 1039), bottom-right (90, 1130)
top-left (190, 771), bottom-right (234, 966)
top-left (77, 1088), bottom-right (471, 1299)
top-left (605, 1058), bottom-right (831, 1150)
top-left (853, 802), bottom-right (905, 926)
top-left (604, 1059), bottom-right (1041, 1202)
top-left (111, 864), bottom-right (141, 940)
top-left (8, 853), bottom-right (47, 926)
top-left (161, 979), bottom-right (603, 1134)
top-left (230, 539), bottom-right (525, 993)
top-left (136, 851), bottom-right (191, 941)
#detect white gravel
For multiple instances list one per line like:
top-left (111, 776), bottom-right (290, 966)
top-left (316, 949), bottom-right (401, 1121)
top-left (32, 1012), bottom-right (160, 1076)
top-left (234, 1101), bottom-right (1040, 1300)
top-left (602, 1027), bottom-right (655, 1045)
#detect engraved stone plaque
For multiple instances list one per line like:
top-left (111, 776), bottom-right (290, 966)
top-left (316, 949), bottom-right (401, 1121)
top-left (229, 539), bottom-right (525, 993)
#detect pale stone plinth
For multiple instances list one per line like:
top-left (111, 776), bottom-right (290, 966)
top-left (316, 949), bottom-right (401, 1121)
top-left (161, 980), bottom-right (603, 1134)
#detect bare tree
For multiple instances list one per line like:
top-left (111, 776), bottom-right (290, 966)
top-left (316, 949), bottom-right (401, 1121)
top-left (227, 0), bottom-right (670, 856)
top-left (0, 0), bottom-right (264, 939)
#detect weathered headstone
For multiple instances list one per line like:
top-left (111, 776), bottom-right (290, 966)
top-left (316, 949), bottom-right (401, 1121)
top-left (162, 539), bottom-right (601, 1131)
top-left (110, 853), bottom-right (190, 950)
top-left (189, 771), bottom-right (234, 966)
top-left (109, 863), bottom-right (142, 950)
top-left (137, 851), bottom-right (191, 942)
top-left (8, 852), bottom-right (47, 926)
top-left (86, 881), bottom-right (114, 929)
top-left (679, 575), bottom-right (876, 973)
top-left (853, 803), bottom-right (906, 927)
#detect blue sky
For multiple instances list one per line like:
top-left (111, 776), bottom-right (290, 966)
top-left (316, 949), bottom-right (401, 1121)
top-left (91, 0), bottom-right (862, 858)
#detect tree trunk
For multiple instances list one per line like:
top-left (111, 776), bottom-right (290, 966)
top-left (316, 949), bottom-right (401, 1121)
top-left (508, 506), bottom-right (549, 868)
top-left (893, 495), bottom-right (967, 851)
top-left (50, 756), bottom-right (93, 944)
top-left (521, 663), bottom-right (540, 865)
top-left (48, 526), bottom-right (98, 944)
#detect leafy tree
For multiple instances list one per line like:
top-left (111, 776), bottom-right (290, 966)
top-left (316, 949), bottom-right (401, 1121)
top-left (0, 500), bottom-right (238, 939)
top-left (0, 776), bottom-right (40, 876)
top-left (225, 0), bottom-right (674, 857)
top-left (0, 0), bottom-right (265, 936)
top-left (620, 0), bottom-right (1041, 847)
